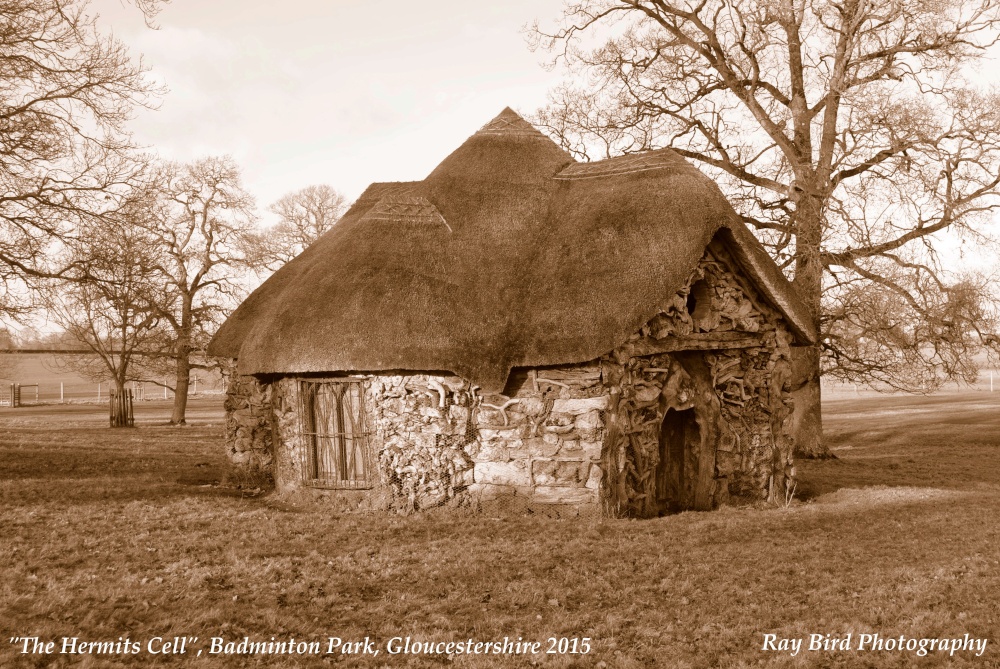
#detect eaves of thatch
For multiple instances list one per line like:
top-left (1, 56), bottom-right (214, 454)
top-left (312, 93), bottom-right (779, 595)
top-left (209, 108), bottom-right (817, 392)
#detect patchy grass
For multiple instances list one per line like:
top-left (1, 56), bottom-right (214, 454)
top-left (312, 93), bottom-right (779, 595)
top-left (1, 395), bottom-right (999, 668)
top-left (798, 393), bottom-right (1000, 498)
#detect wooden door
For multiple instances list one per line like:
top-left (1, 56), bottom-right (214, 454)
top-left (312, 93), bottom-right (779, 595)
top-left (657, 407), bottom-right (698, 513)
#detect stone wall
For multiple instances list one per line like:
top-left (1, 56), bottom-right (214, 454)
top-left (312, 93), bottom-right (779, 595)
top-left (221, 362), bottom-right (273, 477)
top-left (366, 374), bottom-right (476, 512)
top-left (600, 335), bottom-right (794, 517)
top-left (270, 377), bottom-right (305, 490)
top-left (709, 335), bottom-right (795, 504)
top-left (261, 370), bottom-right (606, 515)
top-left (602, 354), bottom-right (706, 517)
top-left (475, 367), bottom-right (605, 511)
top-left (598, 242), bottom-right (797, 516)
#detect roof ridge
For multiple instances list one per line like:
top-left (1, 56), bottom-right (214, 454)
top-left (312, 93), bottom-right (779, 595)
top-left (354, 181), bottom-right (422, 201)
top-left (360, 193), bottom-right (451, 232)
top-left (474, 107), bottom-right (550, 139)
top-left (554, 148), bottom-right (685, 180)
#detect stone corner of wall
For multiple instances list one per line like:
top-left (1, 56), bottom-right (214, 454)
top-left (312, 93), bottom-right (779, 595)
top-left (224, 372), bottom-right (275, 476)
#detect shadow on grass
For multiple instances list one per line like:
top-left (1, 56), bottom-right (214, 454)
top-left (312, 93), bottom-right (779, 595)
top-left (0, 421), bottom-right (259, 507)
top-left (796, 393), bottom-right (1000, 500)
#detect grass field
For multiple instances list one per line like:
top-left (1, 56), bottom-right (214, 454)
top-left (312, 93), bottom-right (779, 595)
top-left (1, 394), bottom-right (998, 668)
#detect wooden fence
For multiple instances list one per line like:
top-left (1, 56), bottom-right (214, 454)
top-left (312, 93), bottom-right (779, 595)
top-left (109, 388), bottom-right (135, 428)
top-left (0, 383), bottom-right (20, 407)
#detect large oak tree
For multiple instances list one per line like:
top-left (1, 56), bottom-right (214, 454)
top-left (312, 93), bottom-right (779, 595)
top-left (143, 156), bottom-right (256, 425)
top-left (533, 0), bottom-right (1000, 455)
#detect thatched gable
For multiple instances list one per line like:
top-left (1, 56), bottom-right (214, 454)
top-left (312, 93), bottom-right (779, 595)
top-left (209, 108), bottom-right (816, 392)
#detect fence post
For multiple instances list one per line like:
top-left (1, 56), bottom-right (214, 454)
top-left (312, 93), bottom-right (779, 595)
top-left (60, 382), bottom-right (64, 403)
top-left (98, 382), bottom-right (101, 400)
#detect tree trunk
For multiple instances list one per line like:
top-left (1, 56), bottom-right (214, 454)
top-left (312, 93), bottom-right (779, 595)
top-left (170, 297), bottom-right (194, 425)
top-left (171, 346), bottom-right (190, 425)
top-left (789, 345), bottom-right (828, 458)
top-left (790, 190), bottom-right (833, 458)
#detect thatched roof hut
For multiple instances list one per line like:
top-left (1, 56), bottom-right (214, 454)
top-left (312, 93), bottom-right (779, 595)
top-left (209, 108), bottom-right (814, 393)
top-left (213, 108), bottom-right (817, 517)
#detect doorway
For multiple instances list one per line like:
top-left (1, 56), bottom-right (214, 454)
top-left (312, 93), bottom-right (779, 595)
top-left (657, 407), bottom-right (700, 514)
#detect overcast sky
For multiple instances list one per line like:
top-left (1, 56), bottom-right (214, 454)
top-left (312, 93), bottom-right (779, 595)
top-left (85, 0), bottom-right (997, 274)
top-left (90, 0), bottom-right (569, 220)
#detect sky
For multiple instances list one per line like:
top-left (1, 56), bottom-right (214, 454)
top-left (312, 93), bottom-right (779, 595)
top-left (90, 0), bottom-right (570, 221)
top-left (89, 1), bottom-right (1000, 268)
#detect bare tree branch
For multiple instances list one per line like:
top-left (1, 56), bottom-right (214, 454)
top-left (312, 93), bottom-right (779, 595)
top-left (0, 0), bottom-right (162, 318)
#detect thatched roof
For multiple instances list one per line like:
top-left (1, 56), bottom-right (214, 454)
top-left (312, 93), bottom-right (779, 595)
top-left (210, 108), bottom-right (817, 392)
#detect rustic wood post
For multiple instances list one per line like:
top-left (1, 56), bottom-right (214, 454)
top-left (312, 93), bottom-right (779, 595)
top-left (109, 388), bottom-right (135, 428)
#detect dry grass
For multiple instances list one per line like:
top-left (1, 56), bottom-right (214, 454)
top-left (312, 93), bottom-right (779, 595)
top-left (1, 394), bottom-right (999, 668)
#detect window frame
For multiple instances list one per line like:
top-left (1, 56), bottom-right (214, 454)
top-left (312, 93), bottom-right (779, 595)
top-left (298, 378), bottom-right (374, 490)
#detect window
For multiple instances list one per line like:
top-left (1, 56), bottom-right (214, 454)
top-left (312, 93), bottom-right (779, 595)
top-left (686, 279), bottom-right (713, 328)
top-left (300, 380), bottom-right (373, 489)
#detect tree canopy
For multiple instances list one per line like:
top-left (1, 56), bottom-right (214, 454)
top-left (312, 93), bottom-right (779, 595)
top-left (244, 184), bottom-right (349, 272)
top-left (143, 156), bottom-right (257, 424)
top-left (0, 0), bottom-right (161, 316)
top-left (43, 193), bottom-right (172, 415)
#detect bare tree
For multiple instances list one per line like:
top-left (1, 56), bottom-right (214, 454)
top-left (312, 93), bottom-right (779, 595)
top-left (143, 156), bottom-right (257, 424)
top-left (0, 327), bottom-right (17, 381)
top-left (130, 0), bottom-right (171, 28)
top-left (0, 0), bottom-right (164, 317)
top-left (244, 184), bottom-right (349, 271)
top-left (44, 195), bottom-right (171, 426)
top-left (533, 0), bottom-right (1000, 456)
